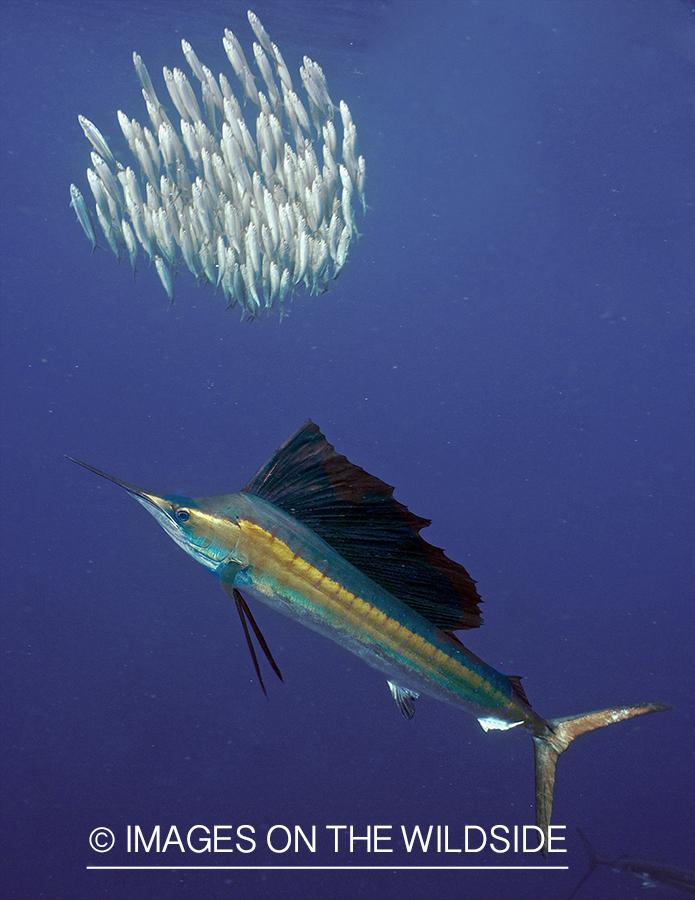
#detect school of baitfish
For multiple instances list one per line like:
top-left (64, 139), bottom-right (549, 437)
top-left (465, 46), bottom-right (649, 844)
top-left (70, 10), bottom-right (365, 318)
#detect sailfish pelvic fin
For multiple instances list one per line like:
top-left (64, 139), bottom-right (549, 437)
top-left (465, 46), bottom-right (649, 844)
top-left (533, 702), bottom-right (672, 858)
top-left (220, 582), bottom-right (284, 697)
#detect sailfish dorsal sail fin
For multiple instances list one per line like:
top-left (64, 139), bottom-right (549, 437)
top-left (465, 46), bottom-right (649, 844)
top-left (242, 420), bottom-right (483, 632)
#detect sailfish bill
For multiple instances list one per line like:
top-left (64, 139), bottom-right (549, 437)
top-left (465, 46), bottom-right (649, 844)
top-left (66, 421), bottom-right (671, 855)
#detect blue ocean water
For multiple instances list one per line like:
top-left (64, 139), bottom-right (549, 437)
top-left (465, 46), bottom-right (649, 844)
top-left (1, 1), bottom-right (693, 898)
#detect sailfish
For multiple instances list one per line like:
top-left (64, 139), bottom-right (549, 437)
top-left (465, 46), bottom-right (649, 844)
top-left (67, 420), bottom-right (670, 854)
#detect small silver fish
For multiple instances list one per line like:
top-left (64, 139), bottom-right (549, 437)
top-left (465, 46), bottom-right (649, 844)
top-left (78, 115), bottom-right (121, 170)
top-left (69, 183), bottom-right (97, 252)
top-left (201, 66), bottom-right (224, 112)
top-left (253, 43), bottom-right (280, 111)
top-left (134, 137), bottom-right (157, 186)
top-left (356, 155), bottom-right (367, 212)
top-left (133, 52), bottom-right (160, 109)
top-left (179, 225), bottom-right (199, 277)
top-left (86, 168), bottom-right (110, 220)
top-left (180, 120), bottom-right (201, 170)
top-left (121, 218), bottom-right (138, 273)
top-left (117, 110), bottom-right (134, 152)
top-left (173, 68), bottom-right (202, 123)
top-left (335, 223), bottom-right (351, 270)
top-left (223, 29), bottom-right (250, 83)
top-left (163, 67), bottom-right (189, 122)
top-left (271, 42), bottom-right (293, 92)
top-left (181, 39), bottom-right (206, 84)
top-left (244, 221), bottom-right (261, 278)
top-left (95, 204), bottom-right (119, 258)
top-left (90, 153), bottom-right (121, 205)
top-left (247, 11), bottom-right (274, 58)
top-left (154, 254), bottom-right (174, 300)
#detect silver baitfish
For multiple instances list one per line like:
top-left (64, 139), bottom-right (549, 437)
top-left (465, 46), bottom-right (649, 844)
top-left (71, 9), bottom-right (365, 319)
top-left (70, 183), bottom-right (98, 253)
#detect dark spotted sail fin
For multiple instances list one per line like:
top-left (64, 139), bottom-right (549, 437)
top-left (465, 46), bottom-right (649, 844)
top-left (243, 420), bottom-right (483, 631)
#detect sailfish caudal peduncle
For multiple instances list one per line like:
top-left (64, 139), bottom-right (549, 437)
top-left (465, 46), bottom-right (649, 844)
top-left (66, 420), bottom-right (671, 855)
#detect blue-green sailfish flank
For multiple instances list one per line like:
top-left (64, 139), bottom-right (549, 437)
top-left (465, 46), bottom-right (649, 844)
top-left (67, 420), bottom-right (671, 855)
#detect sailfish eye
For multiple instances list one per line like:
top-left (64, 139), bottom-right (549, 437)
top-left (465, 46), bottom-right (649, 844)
top-left (175, 508), bottom-right (190, 523)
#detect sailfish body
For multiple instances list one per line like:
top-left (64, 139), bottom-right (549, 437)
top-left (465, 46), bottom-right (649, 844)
top-left (67, 420), bottom-right (670, 854)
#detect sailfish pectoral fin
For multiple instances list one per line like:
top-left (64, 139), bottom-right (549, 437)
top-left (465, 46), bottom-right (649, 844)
top-left (220, 581), bottom-right (283, 697)
top-left (533, 702), bottom-right (672, 858)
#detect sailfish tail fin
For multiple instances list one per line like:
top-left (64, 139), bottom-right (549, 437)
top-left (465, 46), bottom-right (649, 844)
top-left (532, 702), bottom-right (671, 858)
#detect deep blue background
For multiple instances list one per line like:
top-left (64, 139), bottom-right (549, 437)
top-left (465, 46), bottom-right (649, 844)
top-left (1, 1), bottom-right (693, 898)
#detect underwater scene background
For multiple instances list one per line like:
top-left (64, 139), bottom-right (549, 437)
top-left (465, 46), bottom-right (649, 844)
top-left (1, 1), bottom-right (693, 898)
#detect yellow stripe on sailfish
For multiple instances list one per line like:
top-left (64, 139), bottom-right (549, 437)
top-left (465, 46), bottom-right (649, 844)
top-left (71, 10), bottom-right (365, 318)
